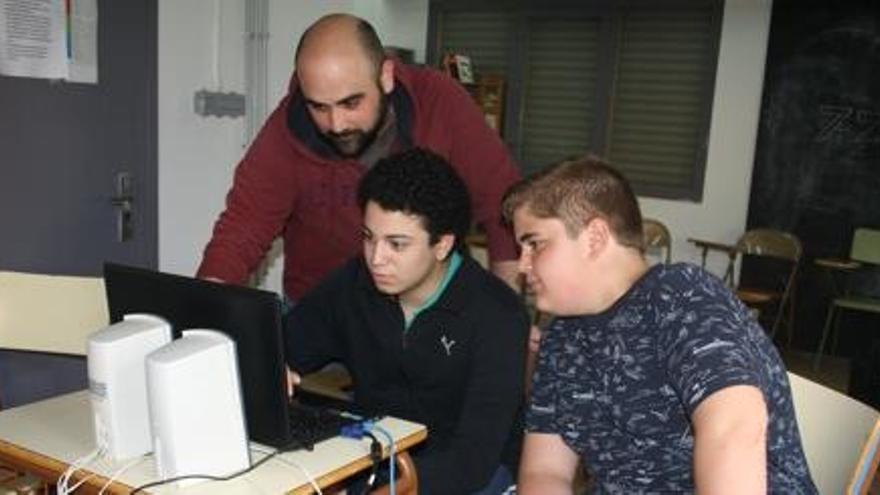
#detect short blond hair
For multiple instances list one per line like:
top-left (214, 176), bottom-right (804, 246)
top-left (502, 155), bottom-right (644, 251)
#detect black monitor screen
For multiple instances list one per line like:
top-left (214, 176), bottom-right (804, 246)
top-left (103, 262), bottom-right (288, 447)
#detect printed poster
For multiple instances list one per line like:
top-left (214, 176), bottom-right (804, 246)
top-left (0, 0), bottom-right (97, 83)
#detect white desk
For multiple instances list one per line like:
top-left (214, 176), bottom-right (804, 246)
top-left (0, 271), bottom-right (108, 355)
top-left (0, 391), bottom-right (426, 494)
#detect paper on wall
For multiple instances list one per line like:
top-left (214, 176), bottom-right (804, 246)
top-left (0, 0), bottom-right (98, 83)
top-left (0, 0), bottom-right (67, 79)
top-left (67, 0), bottom-right (96, 83)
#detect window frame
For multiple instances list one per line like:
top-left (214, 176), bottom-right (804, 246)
top-left (427, 0), bottom-right (724, 201)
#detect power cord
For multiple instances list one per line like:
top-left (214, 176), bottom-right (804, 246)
top-left (98, 420), bottom-right (394, 494)
top-left (340, 420), bottom-right (397, 495)
top-left (361, 432), bottom-right (383, 495)
top-left (251, 444), bottom-right (323, 494)
top-left (129, 448), bottom-right (279, 494)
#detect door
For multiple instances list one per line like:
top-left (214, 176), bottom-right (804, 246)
top-left (0, 0), bottom-right (157, 276)
top-left (0, 0), bottom-right (156, 407)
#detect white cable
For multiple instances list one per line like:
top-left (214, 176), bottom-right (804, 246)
top-left (58, 447), bottom-right (101, 494)
top-left (250, 444), bottom-right (323, 495)
top-left (57, 447), bottom-right (103, 495)
top-left (272, 456), bottom-right (323, 495)
top-left (65, 472), bottom-right (96, 493)
top-left (98, 455), bottom-right (150, 495)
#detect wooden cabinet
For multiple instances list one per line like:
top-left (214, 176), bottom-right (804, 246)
top-left (442, 54), bottom-right (506, 135)
top-left (471, 74), bottom-right (505, 134)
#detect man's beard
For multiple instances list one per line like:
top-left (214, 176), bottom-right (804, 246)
top-left (323, 92), bottom-right (389, 158)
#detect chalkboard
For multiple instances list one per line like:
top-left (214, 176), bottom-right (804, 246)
top-left (749, 0), bottom-right (880, 258)
top-left (746, 1), bottom-right (880, 353)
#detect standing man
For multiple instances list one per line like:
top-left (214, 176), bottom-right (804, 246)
top-left (503, 156), bottom-right (816, 494)
top-left (285, 148), bottom-right (528, 494)
top-left (197, 13), bottom-right (520, 300)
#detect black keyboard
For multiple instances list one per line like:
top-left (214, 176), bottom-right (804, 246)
top-left (286, 401), bottom-right (361, 451)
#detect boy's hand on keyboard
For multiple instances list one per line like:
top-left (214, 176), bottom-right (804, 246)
top-left (286, 366), bottom-right (301, 397)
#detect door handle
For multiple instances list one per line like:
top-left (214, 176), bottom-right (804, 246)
top-left (112, 172), bottom-right (134, 241)
top-left (110, 194), bottom-right (133, 208)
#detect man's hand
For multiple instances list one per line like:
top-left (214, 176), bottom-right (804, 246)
top-left (286, 366), bottom-right (301, 398)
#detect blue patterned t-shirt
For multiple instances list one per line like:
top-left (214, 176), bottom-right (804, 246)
top-left (526, 263), bottom-right (816, 494)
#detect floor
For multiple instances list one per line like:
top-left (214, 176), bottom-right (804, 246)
top-left (782, 349), bottom-right (851, 392)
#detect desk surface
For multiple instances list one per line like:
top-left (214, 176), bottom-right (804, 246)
top-left (0, 391), bottom-right (426, 494)
top-left (814, 257), bottom-right (861, 271)
top-left (687, 237), bottom-right (739, 254)
top-left (0, 271), bottom-right (108, 355)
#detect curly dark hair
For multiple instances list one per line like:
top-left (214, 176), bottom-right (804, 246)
top-left (357, 148), bottom-right (472, 254)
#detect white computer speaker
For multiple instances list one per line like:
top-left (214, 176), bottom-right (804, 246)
top-left (146, 329), bottom-right (250, 483)
top-left (87, 313), bottom-right (172, 461)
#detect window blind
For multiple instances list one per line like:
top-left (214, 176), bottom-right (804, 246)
top-left (437, 11), bottom-right (513, 75)
top-left (429, 1), bottom-right (721, 200)
top-left (607, 6), bottom-right (716, 200)
top-left (521, 17), bottom-right (600, 177)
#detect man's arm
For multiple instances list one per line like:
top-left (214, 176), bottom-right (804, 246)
top-left (518, 432), bottom-right (580, 495)
top-left (197, 116), bottom-right (299, 285)
top-left (692, 385), bottom-right (768, 494)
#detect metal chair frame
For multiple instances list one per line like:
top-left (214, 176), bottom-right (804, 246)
top-left (642, 218), bottom-right (672, 264)
top-left (814, 228), bottom-right (880, 370)
top-left (732, 229), bottom-right (802, 343)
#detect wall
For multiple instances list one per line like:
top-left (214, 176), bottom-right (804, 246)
top-left (158, 1), bottom-right (428, 293)
top-left (158, 0), bottom-right (247, 280)
top-left (353, 0), bottom-right (431, 63)
top-left (640, 0), bottom-right (773, 275)
top-left (158, 0), bottom-right (770, 291)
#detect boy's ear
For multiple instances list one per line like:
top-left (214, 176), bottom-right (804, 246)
top-left (581, 217), bottom-right (611, 258)
top-left (434, 233), bottom-right (456, 261)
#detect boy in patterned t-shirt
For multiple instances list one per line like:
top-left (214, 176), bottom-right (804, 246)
top-left (502, 156), bottom-right (816, 494)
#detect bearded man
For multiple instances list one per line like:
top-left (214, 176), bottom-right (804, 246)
top-left (198, 13), bottom-right (521, 302)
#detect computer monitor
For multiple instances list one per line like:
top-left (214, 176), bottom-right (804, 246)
top-left (102, 263), bottom-right (289, 447)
